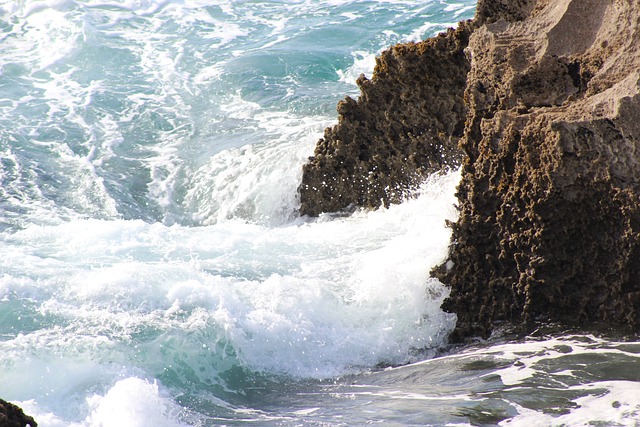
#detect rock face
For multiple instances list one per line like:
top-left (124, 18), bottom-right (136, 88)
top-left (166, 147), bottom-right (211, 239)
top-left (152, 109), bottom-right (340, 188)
top-left (0, 399), bottom-right (37, 427)
top-left (438, 0), bottom-right (640, 341)
top-left (298, 22), bottom-right (473, 216)
top-left (299, 0), bottom-right (640, 341)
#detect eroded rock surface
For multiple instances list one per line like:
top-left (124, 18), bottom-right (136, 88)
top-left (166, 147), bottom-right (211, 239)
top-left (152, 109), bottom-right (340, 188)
top-left (0, 399), bottom-right (37, 427)
top-left (298, 22), bottom-right (473, 216)
top-left (298, 0), bottom-right (640, 341)
top-left (437, 0), bottom-right (640, 341)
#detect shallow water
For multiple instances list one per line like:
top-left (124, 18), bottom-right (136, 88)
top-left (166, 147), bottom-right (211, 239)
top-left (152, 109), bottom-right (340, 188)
top-left (1, 1), bottom-right (639, 426)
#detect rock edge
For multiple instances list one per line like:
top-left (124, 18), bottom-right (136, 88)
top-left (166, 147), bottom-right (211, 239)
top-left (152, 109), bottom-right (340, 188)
top-left (298, 21), bottom-right (474, 216)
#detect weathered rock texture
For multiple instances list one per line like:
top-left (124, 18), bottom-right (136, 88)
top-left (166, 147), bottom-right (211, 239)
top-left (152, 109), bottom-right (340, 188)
top-left (298, 21), bottom-right (473, 216)
top-left (438, 0), bottom-right (640, 341)
top-left (0, 399), bottom-right (37, 427)
top-left (298, 0), bottom-right (640, 342)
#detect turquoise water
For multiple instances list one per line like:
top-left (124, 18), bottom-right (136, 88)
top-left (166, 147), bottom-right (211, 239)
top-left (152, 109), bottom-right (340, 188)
top-left (1, 1), bottom-right (640, 426)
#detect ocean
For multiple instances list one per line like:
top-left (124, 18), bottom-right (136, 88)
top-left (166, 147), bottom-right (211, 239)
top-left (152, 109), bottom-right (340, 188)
top-left (1, 1), bottom-right (640, 426)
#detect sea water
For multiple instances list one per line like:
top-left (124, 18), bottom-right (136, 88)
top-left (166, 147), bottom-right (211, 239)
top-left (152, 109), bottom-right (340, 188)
top-left (1, 1), bottom-right (639, 426)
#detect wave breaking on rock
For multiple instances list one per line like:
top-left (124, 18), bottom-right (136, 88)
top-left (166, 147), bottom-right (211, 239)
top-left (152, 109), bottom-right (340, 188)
top-left (299, 0), bottom-right (640, 341)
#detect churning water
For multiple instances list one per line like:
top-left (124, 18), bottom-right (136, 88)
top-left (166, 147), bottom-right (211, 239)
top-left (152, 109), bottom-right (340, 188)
top-left (1, 1), bottom-right (640, 426)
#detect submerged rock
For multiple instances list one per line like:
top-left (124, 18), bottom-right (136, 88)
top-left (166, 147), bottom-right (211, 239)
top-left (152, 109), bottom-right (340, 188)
top-left (298, 21), bottom-right (473, 216)
top-left (437, 0), bottom-right (640, 341)
top-left (0, 399), bottom-right (37, 427)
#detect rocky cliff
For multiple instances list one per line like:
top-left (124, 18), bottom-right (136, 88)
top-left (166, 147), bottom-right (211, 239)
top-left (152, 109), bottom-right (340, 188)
top-left (438, 0), bottom-right (640, 341)
top-left (299, 0), bottom-right (640, 341)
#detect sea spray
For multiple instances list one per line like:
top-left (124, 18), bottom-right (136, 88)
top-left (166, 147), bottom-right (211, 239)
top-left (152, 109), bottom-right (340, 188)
top-left (1, 170), bottom-right (460, 425)
top-left (7, 1), bottom-right (635, 426)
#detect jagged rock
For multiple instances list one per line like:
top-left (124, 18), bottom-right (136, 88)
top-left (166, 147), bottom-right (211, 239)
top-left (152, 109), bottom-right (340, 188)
top-left (297, 0), bottom-right (640, 341)
top-left (298, 21), bottom-right (474, 216)
top-left (0, 399), bottom-right (37, 427)
top-left (437, 0), bottom-right (640, 341)
top-left (474, 0), bottom-right (536, 25)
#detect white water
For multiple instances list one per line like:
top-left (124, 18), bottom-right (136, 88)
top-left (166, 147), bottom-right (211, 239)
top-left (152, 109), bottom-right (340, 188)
top-left (1, 162), bottom-right (461, 425)
top-left (3, 0), bottom-right (640, 425)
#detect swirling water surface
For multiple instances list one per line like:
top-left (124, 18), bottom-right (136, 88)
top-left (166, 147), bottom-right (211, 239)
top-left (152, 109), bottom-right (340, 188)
top-left (2, 1), bottom-right (639, 426)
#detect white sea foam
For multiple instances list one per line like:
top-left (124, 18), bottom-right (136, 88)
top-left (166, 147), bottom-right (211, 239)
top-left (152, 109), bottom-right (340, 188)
top-left (0, 169), bottom-right (459, 380)
top-left (404, 21), bottom-right (460, 43)
top-left (183, 95), bottom-right (334, 226)
top-left (4, 6), bottom-right (82, 71)
top-left (502, 380), bottom-right (640, 427)
top-left (13, 377), bottom-right (189, 427)
top-left (86, 378), bottom-right (189, 427)
top-left (336, 50), bottom-right (378, 84)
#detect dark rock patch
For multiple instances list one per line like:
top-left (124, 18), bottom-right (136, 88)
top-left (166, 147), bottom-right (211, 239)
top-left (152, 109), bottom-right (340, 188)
top-left (0, 399), bottom-right (37, 427)
top-left (298, 21), bottom-right (474, 216)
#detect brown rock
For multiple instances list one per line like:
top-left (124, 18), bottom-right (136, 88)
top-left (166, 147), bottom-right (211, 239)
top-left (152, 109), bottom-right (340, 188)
top-left (298, 21), bottom-right (474, 216)
top-left (0, 399), bottom-right (37, 427)
top-left (475, 0), bottom-right (537, 25)
top-left (437, 0), bottom-right (640, 341)
top-left (297, 0), bottom-right (640, 342)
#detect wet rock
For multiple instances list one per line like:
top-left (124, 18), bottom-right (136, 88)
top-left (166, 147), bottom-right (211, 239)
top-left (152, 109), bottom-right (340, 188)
top-left (437, 0), bottom-right (640, 341)
top-left (298, 0), bottom-right (640, 342)
top-left (298, 21), bottom-right (474, 216)
top-left (0, 399), bottom-right (37, 427)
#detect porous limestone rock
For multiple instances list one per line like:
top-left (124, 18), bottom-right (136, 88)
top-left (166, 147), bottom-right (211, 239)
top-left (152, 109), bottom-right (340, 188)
top-left (0, 399), bottom-right (37, 427)
top-left (437, 0), bottom-right (640, 341)
top-left (298, 21), bottom-right (473, 216)
top-left (298, 0), bottom-right (640, 342)
top-left (474, 0), bottom-right (536, 25)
